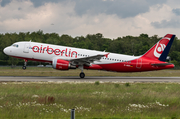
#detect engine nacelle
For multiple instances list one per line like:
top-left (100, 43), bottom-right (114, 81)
top-left (52, 59), bottom-right (76, 70)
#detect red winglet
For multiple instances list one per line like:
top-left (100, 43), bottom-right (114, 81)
top-left (104, 53), bottom-right (110, 58)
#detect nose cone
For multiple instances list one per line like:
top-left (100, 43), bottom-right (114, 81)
top-left (3, 47), bottom-right (8, 55)
top-left (3, 47), bottom-right (11, 55)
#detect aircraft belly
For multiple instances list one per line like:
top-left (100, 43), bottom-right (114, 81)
top-left (99, 62), bottom-right (137, 72)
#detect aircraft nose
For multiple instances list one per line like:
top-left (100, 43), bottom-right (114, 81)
top-left (3, 47), bottom-right (11, 55)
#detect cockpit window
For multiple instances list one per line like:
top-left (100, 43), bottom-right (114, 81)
top-left (12, 44), bottom-right (18, 47)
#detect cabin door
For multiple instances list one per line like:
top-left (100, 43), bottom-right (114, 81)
top-left (23, 43), bottom-right (29, 53)
top-left (136, 58), bottom-right (142, 69)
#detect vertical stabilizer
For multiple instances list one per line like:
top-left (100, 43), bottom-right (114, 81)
top-left (142, 34), bottom-right (175, 61)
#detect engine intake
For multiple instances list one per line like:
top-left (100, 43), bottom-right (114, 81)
top-left (52, 59), bottom-right (76, 70)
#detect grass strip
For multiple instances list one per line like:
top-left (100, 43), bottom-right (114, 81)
top-left (0, 82), bottom-right (179, 118)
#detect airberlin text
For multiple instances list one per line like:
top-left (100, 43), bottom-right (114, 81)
top-left (32, 45), bottom-right (77, 58)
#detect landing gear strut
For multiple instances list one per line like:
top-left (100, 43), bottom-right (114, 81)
top-left (78, 65), bottom-right (85, 78)
top-left (22, 59), bottom-right (28, 70)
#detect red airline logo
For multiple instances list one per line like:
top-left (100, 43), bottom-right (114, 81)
top-left (153, 37), bottom-right (170, 58)
top-left (32, 45), bottom-right (78, 58)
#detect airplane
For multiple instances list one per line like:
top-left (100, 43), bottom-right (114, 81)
top-left (3, 34), bottom-right (175, 78)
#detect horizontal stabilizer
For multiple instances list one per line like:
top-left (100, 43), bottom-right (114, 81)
top-left (151, 63), bottom-right (173, 66)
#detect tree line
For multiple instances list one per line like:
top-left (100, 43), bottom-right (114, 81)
top-left (0, 30), bottom-right (180, 66)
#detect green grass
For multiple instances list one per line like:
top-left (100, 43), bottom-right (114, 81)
top-left (0, 67), bottom-right (180, 118)
top-left (0, 66), bottom-right (180, 77)
top-left (0, 82), bottom-right (180, 118)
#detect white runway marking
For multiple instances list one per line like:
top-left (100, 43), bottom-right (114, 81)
top-left (0, 76), bottom-right (179, 83)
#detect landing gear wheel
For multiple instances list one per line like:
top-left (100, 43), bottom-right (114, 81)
top-left (79, 72), bottom-right (85, 78)
top-left (22, 66), bottom-right (26, 70)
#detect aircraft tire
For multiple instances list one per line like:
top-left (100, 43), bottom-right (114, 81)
top-left (79, 72), bottom-right (85, 78)
top-left (22, 66), bottom-right (26, 70)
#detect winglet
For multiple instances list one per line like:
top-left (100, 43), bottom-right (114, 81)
top-left (104, 53), bottom-right (110, 58)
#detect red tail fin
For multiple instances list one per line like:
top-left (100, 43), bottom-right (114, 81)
top-left (142, 34), bottom-right (175, 61)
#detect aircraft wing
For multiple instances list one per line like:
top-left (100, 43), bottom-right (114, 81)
top-left (70, 53), bottom-right (109, 66)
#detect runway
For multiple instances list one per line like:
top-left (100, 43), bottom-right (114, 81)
top-left (0, 76), bottom-right (180, 83)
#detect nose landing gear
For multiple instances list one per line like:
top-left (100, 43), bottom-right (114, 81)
top-left (22, 59), bottom-right (28, 70)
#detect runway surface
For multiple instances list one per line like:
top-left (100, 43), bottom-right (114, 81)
top-left (0, 76), bottom-right (180, 83)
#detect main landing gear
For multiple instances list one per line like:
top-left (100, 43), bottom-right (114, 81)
top-left (79, 72), bottom-right (85, 78)
top-left (78, 65), bottom-right (85, 78)
top-left (22, 59), bottom-right (28, 70)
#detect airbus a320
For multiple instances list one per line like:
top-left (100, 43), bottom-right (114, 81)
top-left (3, 34), bottom-right (175, 78)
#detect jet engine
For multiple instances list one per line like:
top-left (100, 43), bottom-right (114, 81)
top-left (52, 59), bottom-right (76, 70)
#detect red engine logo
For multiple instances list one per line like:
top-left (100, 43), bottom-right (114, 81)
top-left (53, 59), bottom-right (70, 70)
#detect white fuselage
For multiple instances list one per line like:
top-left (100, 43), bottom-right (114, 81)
top-left (4, 41), bottom-right (139, 64)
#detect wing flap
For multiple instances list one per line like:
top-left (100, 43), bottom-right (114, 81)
top-left (70, 53), bottom-right (109, 65)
